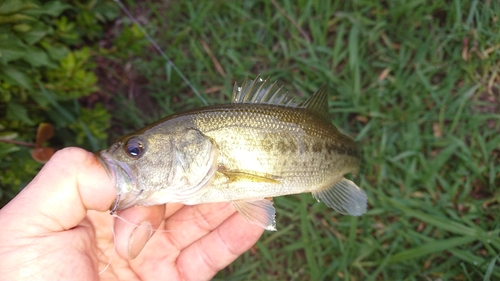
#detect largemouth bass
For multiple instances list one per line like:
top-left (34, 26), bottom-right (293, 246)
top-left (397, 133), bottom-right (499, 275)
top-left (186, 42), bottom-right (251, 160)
top-left (97, 76), bottom-right (366, 230)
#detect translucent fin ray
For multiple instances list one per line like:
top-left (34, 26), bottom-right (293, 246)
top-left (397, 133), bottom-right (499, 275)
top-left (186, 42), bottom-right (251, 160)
top-left (232, 199), bottom-right (277, 231)
top-left (312, 178), bottom-right (367, 216)
top-left (232, 75), bottom-right (297, 106)
top-left (302, 84), bottom-right (330, 119)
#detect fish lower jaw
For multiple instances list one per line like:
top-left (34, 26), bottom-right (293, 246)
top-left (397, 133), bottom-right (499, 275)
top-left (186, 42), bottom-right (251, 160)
top-left (96, 151), bottom-right (142, 211)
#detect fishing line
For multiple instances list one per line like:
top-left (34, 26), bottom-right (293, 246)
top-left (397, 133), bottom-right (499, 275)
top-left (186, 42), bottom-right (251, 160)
top-left (99, 206), bottom-right (232, 275)
top-left (113, 0), bottom-right (209, 106)
top-left (110, 203), bottom-right (234, 234)
top-left (98, 223), bottom-right (116, 275)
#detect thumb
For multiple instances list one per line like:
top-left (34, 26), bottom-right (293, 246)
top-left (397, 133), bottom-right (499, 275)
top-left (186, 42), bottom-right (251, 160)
top-left (0, 147), bottom-right (117, 233)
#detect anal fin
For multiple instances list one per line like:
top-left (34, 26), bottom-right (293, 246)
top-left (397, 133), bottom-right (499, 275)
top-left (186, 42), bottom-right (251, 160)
top-left (312, 178), bottom-right (367, 216)
top-left (232, 199), bottom-right (277, 231)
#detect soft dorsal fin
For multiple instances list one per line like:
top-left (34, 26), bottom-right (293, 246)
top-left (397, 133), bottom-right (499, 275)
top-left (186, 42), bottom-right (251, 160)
top-left (301, 84), bottom-right (330, 119)
top-left (231, 75), bottom-right (297, 106)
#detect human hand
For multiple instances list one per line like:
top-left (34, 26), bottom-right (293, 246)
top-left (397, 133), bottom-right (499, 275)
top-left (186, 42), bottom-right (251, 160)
top-left (0, 147), bottom-right (264, 280)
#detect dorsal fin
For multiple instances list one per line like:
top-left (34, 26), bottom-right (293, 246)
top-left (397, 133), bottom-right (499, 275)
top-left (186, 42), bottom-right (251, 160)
top-left (301, 84), bottom-right (330, 119)
top-left (231, 75), bottom-right (297, 106)
top-left (231, 76), bottom-right (330, 119)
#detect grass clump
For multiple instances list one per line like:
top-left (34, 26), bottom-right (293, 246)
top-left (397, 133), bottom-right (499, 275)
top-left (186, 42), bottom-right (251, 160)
top-left (108, 0), bottom-right (499, 280)
top-left (2, 0), bottom-right (498, 279)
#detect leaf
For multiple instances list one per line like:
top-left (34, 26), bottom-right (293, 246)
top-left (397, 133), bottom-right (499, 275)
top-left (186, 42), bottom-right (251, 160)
top-left (0, 66), bottom-right (32, 90)
top-left (23, 46), bottom-right (55, 68)
top-left (0, 39), bottom-right (27, 63)
top-left (41, 1), bottom-right (72, 17)
top-left (0, 13), bottom-right (37, 24)
top-left (12, 23), bottom-right (32, 32)
top-left (6, 102), bottom-right (34, 125)
top-left (37, 80), bottom-right (76, 123)
top-left (40, 41), bottom-right (68, 61)
top-left (0, 131), bottom-right (18, 140)
top-left (18, 21), bottom-right (51, 45)
top-left (31, 147), bottom-right (54, 163)
top-left (34, 123), bottom-right (54, 147)
top-left (0, 0), bottom-right (25, 15)
top-left (20, 1), bottom-right (71, 17)
top-left (0, 143), bottom-right (20, 157)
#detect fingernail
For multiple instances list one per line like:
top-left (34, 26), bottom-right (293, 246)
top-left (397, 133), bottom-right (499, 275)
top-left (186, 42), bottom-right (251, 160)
top-left (128, 221), bottom-right (153, 259)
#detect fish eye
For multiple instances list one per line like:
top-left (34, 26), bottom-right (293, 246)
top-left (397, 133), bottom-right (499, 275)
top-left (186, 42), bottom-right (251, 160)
top-left (124, 137), bottom-right (145, 159)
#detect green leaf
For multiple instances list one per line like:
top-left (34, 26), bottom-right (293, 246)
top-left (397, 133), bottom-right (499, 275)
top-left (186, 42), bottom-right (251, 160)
top-left (0, 143), bottom-right (20, 157)
top-left (23, 46), bottom-right (55, 68)
top-left (0, 0), bottom-right (25, 15)
top-left (0, 66), bottom-right (32, 90)
top-left (18, 22), bottom-right (51, 45)
top-left (0, 39), bottom-right (27, 64)
top-left (41, 1), bottom-right (72, 17)
top-left (6, 102), bottom-right (34, 125)
top-left (40, 41), bottom-right (69, 61)
top-left (0, 13), bottom-right (36, 24)
top-left (21, 1), bottom-right (71, 17)
top-left (37, 80), bottom-right (76, 123)
top-left (0, 131), bottom-right (18, 140)
top-left (12, 23), bottom-right (32, 32)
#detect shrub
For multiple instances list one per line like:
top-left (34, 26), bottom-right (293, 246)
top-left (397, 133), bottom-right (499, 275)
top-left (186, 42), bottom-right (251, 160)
top-left (0, 0), bottom-right (118, 206)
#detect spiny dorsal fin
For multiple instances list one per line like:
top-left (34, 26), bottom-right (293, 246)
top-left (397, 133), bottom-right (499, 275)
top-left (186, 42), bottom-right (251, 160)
top-left (232, 75), bottom-right (297, 106)
top-left (232, 76), bottom-right (330, 119)
top-left (301, 84), bottom-right (330, 120)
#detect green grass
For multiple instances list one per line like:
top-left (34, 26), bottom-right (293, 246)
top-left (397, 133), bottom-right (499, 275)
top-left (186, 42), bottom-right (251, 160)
top-left (102, 0), bottom-right (500, 279)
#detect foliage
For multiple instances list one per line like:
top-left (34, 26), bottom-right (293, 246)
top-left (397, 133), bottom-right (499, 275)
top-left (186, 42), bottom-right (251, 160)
top-left (0, 0), bottom-right (118, 205)
top-left (109, 0), bottom-right (500, 280)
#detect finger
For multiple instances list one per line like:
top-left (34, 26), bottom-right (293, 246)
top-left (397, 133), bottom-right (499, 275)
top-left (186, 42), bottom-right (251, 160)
top-left (176, 212), bottom-right (264, 280)
top-left (0, 147), bottom-right (116, 234)
top-left (163, 203), bottom-right (185, 218)
top-left (163, 202), bottom-right (236, 250)
top-left (113, 204), bottom-right (165, 259)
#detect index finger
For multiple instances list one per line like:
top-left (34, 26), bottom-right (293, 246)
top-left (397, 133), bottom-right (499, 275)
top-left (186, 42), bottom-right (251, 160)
top-left (0, 147), bottom-right (116, 234)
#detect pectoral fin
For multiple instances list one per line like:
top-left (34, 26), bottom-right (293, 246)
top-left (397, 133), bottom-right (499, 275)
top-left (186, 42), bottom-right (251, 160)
top-left (232, 199), bottom-right (277, 231)
top-left (218, 168), bottom-right (280, 184)
top-left (312, 178), bottom-right (367, 216)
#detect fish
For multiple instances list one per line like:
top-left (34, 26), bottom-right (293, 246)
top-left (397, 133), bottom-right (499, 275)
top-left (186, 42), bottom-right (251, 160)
top-left (96, 76), bottom-right (367, 231)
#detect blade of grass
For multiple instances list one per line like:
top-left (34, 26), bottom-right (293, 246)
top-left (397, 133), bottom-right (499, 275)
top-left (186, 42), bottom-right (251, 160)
top-left (114, 0), bottom-right (208, 105)
top-left (483, 256), bottom-right (498, 281)
top-left (388, 235), bottom-right (477, 264)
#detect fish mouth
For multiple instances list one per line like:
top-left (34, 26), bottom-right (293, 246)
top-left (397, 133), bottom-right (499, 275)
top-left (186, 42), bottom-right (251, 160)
top-left (96, 151), bottom-right (140, 213)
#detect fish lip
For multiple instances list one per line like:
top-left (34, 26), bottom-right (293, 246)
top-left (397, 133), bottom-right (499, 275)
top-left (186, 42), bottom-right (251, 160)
top-left (96, 150), bottom-right (139, 213)
top-left (96, 151), bottom-right (117, 188)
